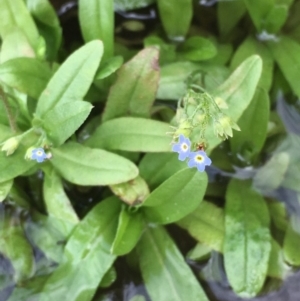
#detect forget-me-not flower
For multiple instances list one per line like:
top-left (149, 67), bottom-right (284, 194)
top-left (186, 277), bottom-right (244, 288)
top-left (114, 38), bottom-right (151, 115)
top-left (172, 134), bottom-right (191, 161)
top-left (31, 148), bottom-right (48, 163)
top-left (187, 150), bottom-right (211, 172)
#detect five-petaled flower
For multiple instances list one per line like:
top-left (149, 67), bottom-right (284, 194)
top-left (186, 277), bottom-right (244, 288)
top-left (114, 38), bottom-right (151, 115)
top-left (31, 148), bottom-right (48, 163)
top-left (187, 150), bottom-right (211, 172)
top-left (172, 134), bottom-right (191, 161)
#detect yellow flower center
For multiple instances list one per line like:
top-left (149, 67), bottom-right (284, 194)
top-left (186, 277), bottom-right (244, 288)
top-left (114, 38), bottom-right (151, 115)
top-left (195, 155), bottom-right (204, 162)
top-left (181, 143), bottom-right (188, 151)
top-left (37, 151), bottom-right (43, 156)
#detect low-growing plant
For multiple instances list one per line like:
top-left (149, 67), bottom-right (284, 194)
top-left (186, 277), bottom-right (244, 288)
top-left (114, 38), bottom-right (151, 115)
top-left (0, 0), bottom-right (300, 301)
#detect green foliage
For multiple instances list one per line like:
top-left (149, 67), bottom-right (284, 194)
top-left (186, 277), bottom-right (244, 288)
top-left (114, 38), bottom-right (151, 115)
top-left (0, 1), bottom-right (299, 300)
top-left (156, 0), bottom-right (193, 40)
top-left (142, 168), bottom-right (207, 224)
top-left (85, 117), bottom-right (171, 152)
top-left (177, 200), bottom-right (224, 252)
top-left (111, 206), bottom-right (144, 255)
top-left (35, 40), bottom-right (103, 117)
top-left (43, 101), bottom-right (93, 146)
top-left (224, 179), bottom-right (271, 297)
top-left (51, 142), bottom-right (139, 185)
top-left (0, 57), bottom-right (52, 99)
top-left (102, 47), bottom-right (160, 121)
top-left (137, 226), bottom-right (209, 301)
top-left (26, 0), bottom-right (62, 60)
top-left (79, 0), bottom-right (114, 61)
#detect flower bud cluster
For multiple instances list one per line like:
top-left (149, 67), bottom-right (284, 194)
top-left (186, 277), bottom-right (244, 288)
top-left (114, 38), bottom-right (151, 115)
top-left (172, 89), bottom-right (240, 147)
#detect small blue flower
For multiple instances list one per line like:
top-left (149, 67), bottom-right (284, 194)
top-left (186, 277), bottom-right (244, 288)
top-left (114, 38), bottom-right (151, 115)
top-left (187, 150), bottom-right (211, 172)
top-left (31, 148), bottom-right (48, 163)
top-left (172, 134), bottom-right (191, 161)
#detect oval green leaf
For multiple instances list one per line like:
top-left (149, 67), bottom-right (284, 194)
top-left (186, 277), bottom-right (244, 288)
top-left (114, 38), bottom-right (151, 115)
top-left (79, 0), bottom-right (114, 60)
top-left (111, 206), bottom-right (144, 255)
top-left (51, 142), bottom-right (139, 186)
top-left (142, 168), bottom-right (208, 224)
top-left (102, 47), bottom-right (160, 121)
top-left (137, 225), bottom-right (209, 301)
top-left (139, 153), bottom-right (186, 190)
top-left (156, 0), bottom-right (192, 39)
top-left (283, 216), bottom-right (300, 266)
top-left (224, 179), bottom-right (271, 298)
top-left (35, 40), bottom-right (103, 117)
top-left (43, 167), bottom-right (79, 225)
top-left (85, 117), bottom-right (171, 152)
top-left (43, 101), bottom-right (93, 146)
top-left (39, 197), bottom-right (120, 301)
top-left (177, 200), bottom-right (224, 252)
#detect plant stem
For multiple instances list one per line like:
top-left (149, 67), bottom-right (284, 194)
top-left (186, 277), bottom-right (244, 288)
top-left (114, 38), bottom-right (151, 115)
top-left (0, 88), bottom-right (18, 133)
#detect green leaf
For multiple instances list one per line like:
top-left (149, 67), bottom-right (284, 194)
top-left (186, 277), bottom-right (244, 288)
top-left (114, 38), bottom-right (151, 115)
top-left (35, 40), bottom-right (103, 117)
top-left (0, 146), bottom-right (36, 182)
top-left (114, 0), bottom-right (155, 11)
top-left (0, 179), bottom-right (13, 202)
top-left (230, 88), bottom-right (270, 159)
top-left (157, 61), bottom-right (200, 100)
top-left (187, 243), bottom-right (211, 261)
top-left (231, 37), bottom-right (274, 91)
top-left (102, 47), bottom-right (159, 121)
top-left (218, 0), bottom-right (246, 37)
top-left (156, 0), bottom-right (193, 39)
top-left (43, 167), bottom-right (79, 225)
top-left (0, 29), bottom-right (35, 63)
top-left (243, 0), bottom-right (273, 31)
top-left (267, 36), bottom-right (300, 99)
top-left (179, 37), bottom-right (217, 61)
top-left (137, 225), bottom-right (209, 301)
top-left (224, 179), bottom-right (271, 298)
top-left (43, 101), bottom-right (93, 146)
top-left (51, 142), bottom-right (138, 186)
top-left (206, 55), bottom-right (263, 153)
top-left (215, 55), bottom-right (262, 120)
top-left (0, 0), bottom-right (40, 52)
top-left (111, 206), bottom-right (144, 255)
top-left (267, 238), bottom-right (287, 279)
top-left (0, 225), bottom-right (35, 282)
top-left (283, 216), bottom-right (300, 266)
top-left (26, 0), bottom-right (62, 60)
top-left (39, 197), bottom-right (120, 301)
top-left (95, 56), bottom-right (124, 80)
top-left (79, 0), bottom-right (114, 60)
top-left (85, 117), bottom-right (171, 152)
top-left (99, 266), bottom-right (117, 288)
top-left (177, 200), bottom-right (224, 252)
top-left (267, 201), bottom-right (288, 232)
top-left (139, 153), bottom-right (186, 190)
top-left (142, 168), bottom-right (208, 224)
top-left (0, 57), bottom-right (52, 99)
top-left (263, 5), bottom-right (288, 33)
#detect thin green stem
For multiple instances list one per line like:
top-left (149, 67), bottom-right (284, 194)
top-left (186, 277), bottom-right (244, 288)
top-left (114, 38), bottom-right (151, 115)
top-left (0, 88), bottom-right (18, 133)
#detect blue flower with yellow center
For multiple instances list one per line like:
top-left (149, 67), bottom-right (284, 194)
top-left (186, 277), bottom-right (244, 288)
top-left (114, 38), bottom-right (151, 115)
top-left (187, 150), bottom-right (211, 172)
top-left (172, 134), bottom-right (191, 161)
top-left (31, 148), bottom-right (48, 163)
